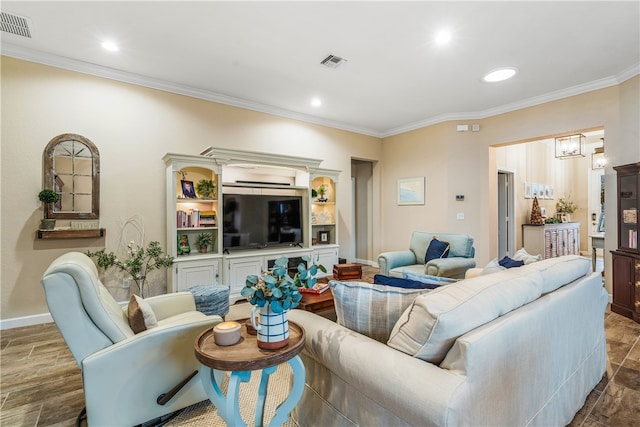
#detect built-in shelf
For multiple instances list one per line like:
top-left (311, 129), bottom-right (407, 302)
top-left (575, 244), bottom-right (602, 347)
top-left (37, 228), bottom-right (106, 240)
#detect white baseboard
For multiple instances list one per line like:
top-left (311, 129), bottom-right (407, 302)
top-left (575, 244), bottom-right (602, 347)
top-left (0, 312), bottom-right (53, 330)
top-left (353, 258), bottom-right (378, 267)
top-left (1, 300), bottom-right (128, 330)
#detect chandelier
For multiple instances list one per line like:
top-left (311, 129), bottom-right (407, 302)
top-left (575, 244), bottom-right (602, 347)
top-left (555, 134), bottom-right (585, 159)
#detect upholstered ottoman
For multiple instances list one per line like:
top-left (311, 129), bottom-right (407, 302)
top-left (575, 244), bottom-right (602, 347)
top-left (188, 284), bottom-right (230, 317)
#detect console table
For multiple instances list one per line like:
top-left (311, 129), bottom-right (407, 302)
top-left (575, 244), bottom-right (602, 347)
top-left (522, 222), bottom-right (580, 259)
top-left (194, 320), bottom-right (305, 426)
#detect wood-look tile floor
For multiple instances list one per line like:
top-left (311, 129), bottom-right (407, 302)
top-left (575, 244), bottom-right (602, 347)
top-left (1, 264), bottom-right (639, 426)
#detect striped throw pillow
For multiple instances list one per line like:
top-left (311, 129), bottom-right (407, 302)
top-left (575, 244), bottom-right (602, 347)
top-left (330, 280), bottom-right (429, 343)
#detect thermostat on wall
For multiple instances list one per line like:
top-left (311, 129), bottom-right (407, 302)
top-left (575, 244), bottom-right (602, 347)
top-left (456, 195), bottom-right (464, 201)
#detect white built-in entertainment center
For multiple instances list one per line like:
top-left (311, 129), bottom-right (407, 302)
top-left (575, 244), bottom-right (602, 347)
top-left (163, 148), bottom-right (340, 302)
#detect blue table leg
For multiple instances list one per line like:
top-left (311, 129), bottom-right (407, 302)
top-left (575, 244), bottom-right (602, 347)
top-left (254, 366), bottom-right (277, 426)
top-left (199, 365), bottom-right (251, 426)
top-left (199, 355), bottom-right (305, 427)
top-left (267, 356), bottom-right (306, 427)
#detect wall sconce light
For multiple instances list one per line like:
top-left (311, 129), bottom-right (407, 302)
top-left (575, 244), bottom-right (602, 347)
top-left (555, 133), bottom-right (585, 159)
top-left (592, 145), bottom-right (606, 169)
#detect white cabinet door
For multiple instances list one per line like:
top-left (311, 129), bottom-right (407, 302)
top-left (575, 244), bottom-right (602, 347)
top-left (312, 246), bottom-right (339, 278)
top-left (176, 258), bottom-right (221, 292)
top-left (226, 257), bottom-right (263, 301)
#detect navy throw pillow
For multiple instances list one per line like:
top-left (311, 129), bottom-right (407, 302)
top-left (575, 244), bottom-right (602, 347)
top-left (424, 238), bottom-right (450, 263)
top-left (498, 256), bottom-right (524, 269)
top-left (373, 274), bottom-right (439, 290)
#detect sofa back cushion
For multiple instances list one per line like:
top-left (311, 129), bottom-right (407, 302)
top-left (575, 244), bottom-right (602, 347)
top-left (387, 268), bottom-right (543, 364)
top-left (409, 232), bottom-right (475, 263)
top-left (331, 280), bottom-right (429, 343)
top-left (526, 255), bottom-right (591, 294)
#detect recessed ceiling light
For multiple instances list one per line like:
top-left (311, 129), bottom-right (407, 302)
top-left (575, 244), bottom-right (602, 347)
top-left (483, 67), bottom-right (518, 82)
top-left (435, 30), bottom-right (452, 44)
top-left (101, 41), bottom-right (119, 52)
top-left (311, 98), bottom-right (322, 107)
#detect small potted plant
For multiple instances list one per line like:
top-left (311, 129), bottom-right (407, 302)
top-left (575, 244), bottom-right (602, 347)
top-left (195, 179), bottom-right (216, 199)
top-left (38, 189), bottom-right (59, 230)
top-left (196, 232), bottom-right (213, 253)
top-left (317, 184), bottom-right (328, 202)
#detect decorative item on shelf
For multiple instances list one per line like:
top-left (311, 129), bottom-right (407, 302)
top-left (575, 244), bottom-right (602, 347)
top-left (181, 180), bottom-right (196, 198)
top-left (530, 197), bottom-right (544, 225)
top-left (38, 189), bottom-right (59, 230)
top-left (241, 256), bottom-right (324, 349)
top-left (316, 184), bottom-right (328, 202)
top-left (212, 321), bottom-right (241, 346)
top-left (86, 241), bottom-right (174, 298)
top-left (318, 230), bottom-right (330, 244)
top-left (196, 232), bottom-right (213, 253)
top-left (555, 133), bottom-right (585, 159)
top-left (178, 234), bottom-right (191, 255)
top-left (195, 179), bottom-right (216, 199)
top-left (556, 197), bottom-right (577, 222)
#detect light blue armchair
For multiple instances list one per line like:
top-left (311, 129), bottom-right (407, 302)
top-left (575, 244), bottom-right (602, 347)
top-left (378, 232), bottom-right (476, 279)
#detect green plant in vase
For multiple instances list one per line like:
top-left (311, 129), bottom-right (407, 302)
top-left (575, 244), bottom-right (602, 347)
top-left (196, 232), bottom-right (213, 253)
top-left (556, 197), bottom-right (577, 221)
top-left (38, 189), bottom-right (59, 230)
top-left (316, 184), bottom-right (328, 202)
top-left (195, 179), bottom-right (216, 199)
top-left (86, 241), bottom-right (174, 298)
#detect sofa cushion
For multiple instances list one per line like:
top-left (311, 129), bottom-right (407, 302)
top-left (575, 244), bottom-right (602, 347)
top-left (128, 294), bottom-right (158, 334)
top-left (424, 238), bottom-right (450, 263)
top-left (374, 274), bottom-right (440, 290)
top-left (330, 280), bottom-right (429, 343)
top-left (498, 256), bottom-right (524, 269)
top-left (387, 268), bottom-right (543, 364)
top-left (402, 271), bottom-right (458, 286)
top-left (526, 255), bottom-right (591, 294)
top-left (481, 258), bottom-right (506, 275)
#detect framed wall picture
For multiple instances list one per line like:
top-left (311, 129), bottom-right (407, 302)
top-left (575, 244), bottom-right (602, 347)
top-left (181, 180), bottom-right (196, 198)
top-left (318, 230), bottom-right (330, 244)
top-left (531, 183), bottom-right (538, 198)
top-left (524, 182), bottom-right (532, 199)
top-left (397, 177), bottom-right (425, 205)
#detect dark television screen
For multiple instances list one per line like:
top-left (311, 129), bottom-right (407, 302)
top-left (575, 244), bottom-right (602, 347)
top-left (223, 194), bottom-right (303, 250)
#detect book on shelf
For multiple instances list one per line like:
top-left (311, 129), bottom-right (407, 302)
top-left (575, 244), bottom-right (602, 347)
top-left (629, 229), bottom-right (638, 249)
top-left (200, 210), bottom-right (217, 227)
top-left (299, 282), bottom-right (330, 294)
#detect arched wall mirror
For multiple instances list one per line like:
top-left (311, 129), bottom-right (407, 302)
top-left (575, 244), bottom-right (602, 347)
top-left (43, 133), bottom-right (100, 219)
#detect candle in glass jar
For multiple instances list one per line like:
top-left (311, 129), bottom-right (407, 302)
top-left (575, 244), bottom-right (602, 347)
top-left (213, 321), bottom-right (241, 346)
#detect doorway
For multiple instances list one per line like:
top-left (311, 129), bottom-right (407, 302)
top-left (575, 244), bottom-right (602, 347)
top-left (351, 159), bottom-right (374, 264)
top-left (497, 170), bottom-right (515, 259)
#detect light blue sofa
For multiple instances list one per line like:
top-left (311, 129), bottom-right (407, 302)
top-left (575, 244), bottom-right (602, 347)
top-left (377, 231), bottom-right (476, 279)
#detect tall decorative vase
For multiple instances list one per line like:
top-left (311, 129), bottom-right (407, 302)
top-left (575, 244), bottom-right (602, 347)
top-left (251, 304), bottom-right (290, 350)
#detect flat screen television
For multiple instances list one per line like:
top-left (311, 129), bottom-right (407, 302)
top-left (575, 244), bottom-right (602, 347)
top-left (223, 193), bottom-right (303, 250)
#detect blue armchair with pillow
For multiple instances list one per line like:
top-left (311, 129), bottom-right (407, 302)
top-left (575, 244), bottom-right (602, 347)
top-left (377, 231), bottom-right (476, 279)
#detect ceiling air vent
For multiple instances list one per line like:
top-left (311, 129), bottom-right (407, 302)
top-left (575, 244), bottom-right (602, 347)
top-left (1, 11), bottom-right (32, 38)
top-left (320, 54), bottom-right (347, 68)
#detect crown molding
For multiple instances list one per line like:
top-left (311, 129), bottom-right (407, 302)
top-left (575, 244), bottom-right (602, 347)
top-left (3, 44), bottom-right (637, 140)
top-left (1, 44), bottom-right (383, 138)
top-left (381, 63), bottom-right (640, 138)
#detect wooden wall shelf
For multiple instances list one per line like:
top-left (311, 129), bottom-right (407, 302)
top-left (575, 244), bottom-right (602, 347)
top-left (37, 228), bottom-right (106, 240)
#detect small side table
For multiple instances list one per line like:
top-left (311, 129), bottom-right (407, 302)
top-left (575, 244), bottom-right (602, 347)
top-left (194, 320), bottom-right (305, 427)
top-left (590, 233), bottom-right (605, 272)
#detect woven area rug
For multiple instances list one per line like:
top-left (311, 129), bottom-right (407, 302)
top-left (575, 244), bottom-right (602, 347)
top-left (166, 363), bottom-right (296, 427)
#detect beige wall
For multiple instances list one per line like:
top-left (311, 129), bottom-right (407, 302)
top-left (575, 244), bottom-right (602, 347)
top-left (381, 77), bottom-right (639, 296)
top-left (0, 57), bottom-right (382, 321)
top-left (1, 56), bottom-right (638, 323)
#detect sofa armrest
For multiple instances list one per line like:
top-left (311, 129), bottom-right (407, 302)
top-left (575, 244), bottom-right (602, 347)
top-left (377, 250), bottom-right (417, 275)
top-left (465, 267), bottom-right (483, 279)
top-left (289, 310), bottom-right (465, 426)
top-left (143, 292), bottom-right (197, 320)
top-left (425, 257), bottom-right (476, 279)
